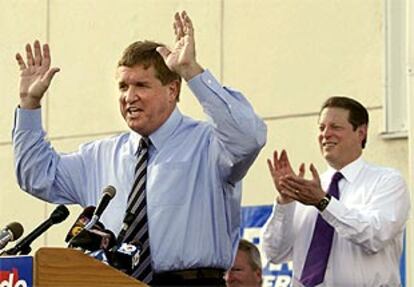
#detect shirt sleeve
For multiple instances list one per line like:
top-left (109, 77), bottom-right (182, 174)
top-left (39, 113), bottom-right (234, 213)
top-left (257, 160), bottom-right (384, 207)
top-left (321, 170), bottom-right (410, 254)
top-left (12, 108), bottom-right (89, 205)
top-left (187, 70), bottom-right (267, 184)
top-left (262, 201), bottom-right (296, 263)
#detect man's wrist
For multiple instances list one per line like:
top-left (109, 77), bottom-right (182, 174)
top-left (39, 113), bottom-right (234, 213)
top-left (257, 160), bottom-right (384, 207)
top-left (180, 63), bottom-right (204, 81)
top-left (20, 96), bottom-right (41, 109)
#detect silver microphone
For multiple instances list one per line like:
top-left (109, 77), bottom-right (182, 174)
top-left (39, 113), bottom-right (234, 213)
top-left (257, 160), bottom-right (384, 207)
top-left (0, 222), bottom-right (24, 250)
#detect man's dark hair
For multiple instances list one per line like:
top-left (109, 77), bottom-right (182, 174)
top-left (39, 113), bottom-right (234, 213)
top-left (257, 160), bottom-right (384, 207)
top-left (320, 96), bottom-right (369, 148)
top-left (118, 41), bottom-right (181, 101)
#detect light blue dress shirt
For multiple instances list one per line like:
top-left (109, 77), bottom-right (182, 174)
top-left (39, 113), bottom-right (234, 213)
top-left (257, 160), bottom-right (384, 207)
top-left (13, 70), bottom-right (267, 272)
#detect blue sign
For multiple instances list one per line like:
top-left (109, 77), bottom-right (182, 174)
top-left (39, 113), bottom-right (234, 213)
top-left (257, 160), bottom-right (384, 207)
top-left (240, 205), bottom-right (406, 287)
top-left (0, 256), bottom-right (33, 287)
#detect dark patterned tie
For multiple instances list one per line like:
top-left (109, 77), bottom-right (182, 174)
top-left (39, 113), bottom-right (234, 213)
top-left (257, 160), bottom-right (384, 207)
top-left (300, 172), bottom-right (343, 287)
top-left (122, 137), bottom-right (153, 283)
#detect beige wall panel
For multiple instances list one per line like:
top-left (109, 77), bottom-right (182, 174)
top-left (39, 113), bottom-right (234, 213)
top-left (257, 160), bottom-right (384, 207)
top-left (47, 0), bottom-right (222, 138)
top-left (242, 109), bottom-right (408, 206)
top-left (0, 144), bottom-right (48, 251)
top-left (222, 0), bottom-right (383, 119)
top-left (0, 0), bottom-right (47, 142)
top-left (0, 0), bottom-right (48, 251)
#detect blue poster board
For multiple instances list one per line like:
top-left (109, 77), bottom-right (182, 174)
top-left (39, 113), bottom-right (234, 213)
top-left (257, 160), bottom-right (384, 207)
top-left (0, 256), bottom-right (33, 287)
top-left (240, 205), bottom-right (406, 287)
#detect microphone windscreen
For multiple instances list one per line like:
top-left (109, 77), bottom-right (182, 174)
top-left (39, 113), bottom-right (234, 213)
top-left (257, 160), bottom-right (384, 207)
top-left (65, 206), bottom-right (95, 243)
top-left (50, 205), bottom-right (70, 224)
top-left (103, 185), bottom-right (116, 199)
top-left (7, 222), bottom-right (24, 241)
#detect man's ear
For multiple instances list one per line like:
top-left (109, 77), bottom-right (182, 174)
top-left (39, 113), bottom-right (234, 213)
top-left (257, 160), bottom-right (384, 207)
top-left (357, 124), bottom-right (368, 143)
top-left (168, 80), bottom-right (181, 102)
top-left (255, 268), bottom-right (262, 283)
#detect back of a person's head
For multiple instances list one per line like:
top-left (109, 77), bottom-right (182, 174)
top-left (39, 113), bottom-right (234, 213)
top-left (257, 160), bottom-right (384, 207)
top-left (320, 95), bottom-right (369, 148)
top-left (118, 41), bottom-right (182, 99)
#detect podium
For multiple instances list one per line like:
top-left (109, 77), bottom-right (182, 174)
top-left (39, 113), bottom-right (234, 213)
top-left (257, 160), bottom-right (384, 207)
top-left (34, 247), bottom-right (147, 287)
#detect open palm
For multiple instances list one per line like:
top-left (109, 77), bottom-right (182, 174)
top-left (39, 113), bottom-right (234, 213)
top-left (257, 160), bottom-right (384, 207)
top-left (16, 41), bottom-right (59, 107)
top-left (156, 11), bottom-right (203, 81)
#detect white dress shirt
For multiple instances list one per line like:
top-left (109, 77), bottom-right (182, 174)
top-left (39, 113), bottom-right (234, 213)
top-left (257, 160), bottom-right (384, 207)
top-left (262, 156), bottom-right (410, 287)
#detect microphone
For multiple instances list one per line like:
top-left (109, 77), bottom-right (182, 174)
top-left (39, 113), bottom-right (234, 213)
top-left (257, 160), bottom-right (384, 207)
top-left (84, 185), bottom-right (116, 230)
top-left (69, 227), bottom-right (116, 252)
top-left (0, 222), bottom-right (24, 250)
top-left (109, 240), bottom-right (142, 274)
top-left (117, 212), bottom-right (134, 245)
top-left (2, 205), bottom-right (69, 256)
top-left (65, 206), bottom-right (95, 243)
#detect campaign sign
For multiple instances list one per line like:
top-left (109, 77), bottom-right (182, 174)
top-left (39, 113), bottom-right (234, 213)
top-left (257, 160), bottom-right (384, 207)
top-left (240, 205), bottom-right (406, 287)
top-left (240, 205), bottom-right (292, 287)
top-left (0, 256), bottom-right (33, 287)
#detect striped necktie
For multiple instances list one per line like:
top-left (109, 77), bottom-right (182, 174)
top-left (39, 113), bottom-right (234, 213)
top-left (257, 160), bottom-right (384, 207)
top-left (122, 137), bottom-right (153, 283)
top-left (300, 172), bottom-right (343, 287)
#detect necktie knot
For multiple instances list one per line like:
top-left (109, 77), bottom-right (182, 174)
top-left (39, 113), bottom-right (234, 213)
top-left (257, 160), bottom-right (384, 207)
top-left (332, 171), bottom-right (343, 184)
top-left (328, 172), bottom-right (343, 199)
top-left (137, 137), bottom-right (149, 155)
top-left (140, 137), bottom-right (149, 148)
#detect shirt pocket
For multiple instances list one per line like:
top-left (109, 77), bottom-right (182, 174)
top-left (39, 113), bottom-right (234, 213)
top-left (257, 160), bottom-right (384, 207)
top-left (147, 161), bottom-right (191, 206)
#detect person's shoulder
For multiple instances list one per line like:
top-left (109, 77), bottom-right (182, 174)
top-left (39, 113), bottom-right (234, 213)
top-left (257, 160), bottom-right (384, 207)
top-left (79, 131), bottom-right (130, 150)
top-left (362, 160), bottom-right (404, 180)
top-left (172, 114), bottom-right (215, 144)
top-left (180, 114), bottom-right (211, 132)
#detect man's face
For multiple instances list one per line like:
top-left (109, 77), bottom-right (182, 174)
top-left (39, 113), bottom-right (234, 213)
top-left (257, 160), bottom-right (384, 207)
top-left (318, 107), bottom-right (366, 169)
top-left (225, 250), bottom-right (262, 287)
top-left (117, 64), bottom-right (178, 136)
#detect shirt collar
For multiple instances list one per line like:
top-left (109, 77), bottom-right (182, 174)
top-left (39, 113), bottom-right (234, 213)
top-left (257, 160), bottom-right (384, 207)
top-left (128, 106), bottom-right (182, 153)
top-left (326, 155), bottom-right (365, 183)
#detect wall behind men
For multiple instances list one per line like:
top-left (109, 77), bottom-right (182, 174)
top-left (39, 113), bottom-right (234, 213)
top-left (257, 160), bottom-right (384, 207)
top-left (0, 0), bottom-right (411, 284)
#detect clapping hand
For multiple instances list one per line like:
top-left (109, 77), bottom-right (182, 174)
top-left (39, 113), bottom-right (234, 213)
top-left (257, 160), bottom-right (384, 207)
top-left (267, 150), bottom-right (305, 204)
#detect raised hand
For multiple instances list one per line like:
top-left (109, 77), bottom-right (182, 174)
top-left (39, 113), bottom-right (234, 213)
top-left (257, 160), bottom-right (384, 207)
top-left (156, 11), bottom-right (203, 81)
top-left (16, 40), bottom-right (60, 109)
top-left (267, 150), bottom-right (305, 204)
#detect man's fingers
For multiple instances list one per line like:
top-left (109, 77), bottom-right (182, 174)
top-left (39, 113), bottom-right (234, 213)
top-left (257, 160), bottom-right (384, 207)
top-left (25, 44), bottom-right (34, 66)
top-left (181, 10), bottom-right (194, 37)
top-left (43, 67), bottom-right (60, 84)
top-left (280, 177), bottom-right (302, 191)
top-left (298, 163), bottom-right (305, 178)
top-left (174, 12), bottom-right (184, 41)
top-left (156, 46), bottom-right (171, 61)
top-left (280, 150), bottom-right (289, 170)
top-left (15, 53), bottom-right (27, 71)
top-left (310, 163), bottom-right (320, 181)
top-left (273, 150), bottom-right (281, 171)
top-left (34, 40), bottom-right (42, 66)
top-left (267, 159), bottom-right (275, 175)
top-left (280, 189), bottom-right (299, 200)
top-left (42, 44), bottom-right (51, 67)
top-left (279, 182), bottom-right (301, 201)
top-left (280, 149), bottom-right (293, 171)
